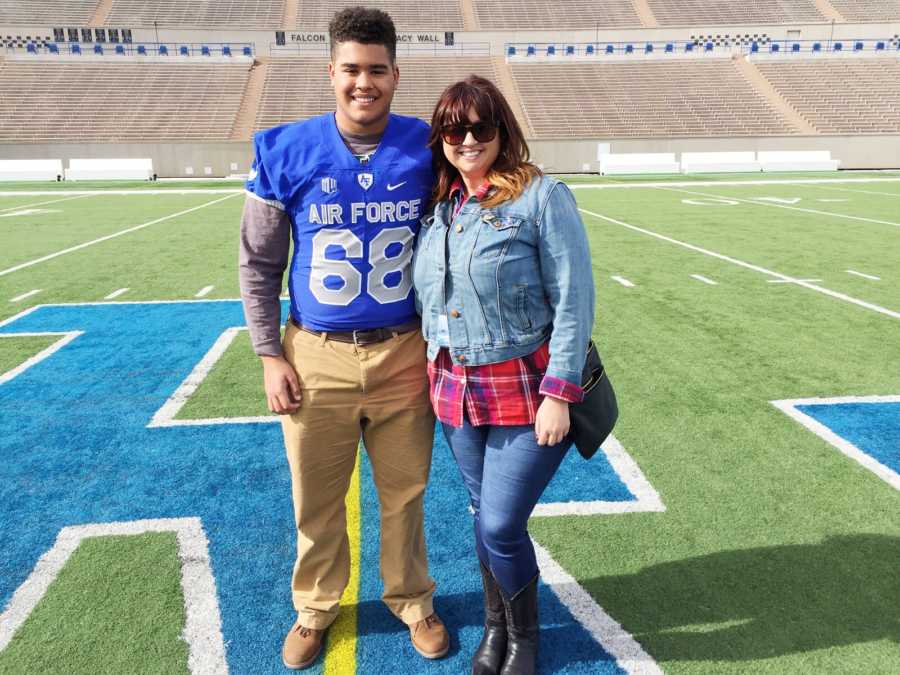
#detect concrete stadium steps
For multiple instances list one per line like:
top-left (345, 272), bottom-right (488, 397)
top-left (827, 0), bottom-right (900, 22)
top-left (755, 58), bottom-right (900, 134)
top-left (509, 60), bottom-right (797, 139)
top-left (473, 0), bottom-right (642, 30)
top-left (0, 0), bottom-right (99, 25)
top-left (253, 56), bottom-right (501, 132)
top-left (644, 0), bottom-right (824, 25)
top-left (294, 1), bottom-right (465, 31)
top-left (103, 0), bottom-right (284, 29)
top-left (0, 62), bottom-right (250, 142)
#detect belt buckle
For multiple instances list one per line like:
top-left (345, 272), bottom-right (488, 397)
top-left (352, 328), bottom-right (370, 346)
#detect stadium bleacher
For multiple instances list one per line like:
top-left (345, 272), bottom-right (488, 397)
top-left (474, 0), bottom-right (641, 30)
top-left (644, 0), bottom-right (824, 26)
top-left (756, 58), bottom-right (900, 134)
top-left (0, 62), bottom-right (250, 142)
top-left (509, 60), bottom-right (797, 138)
top-left (103, 0), bottom-right (284, 29)
top-left (827, 0), bottom-right (900, 22)
top-left (295, 1), bottom-right (465, 31)
top-left (0, 0), bottom-right (98, 26)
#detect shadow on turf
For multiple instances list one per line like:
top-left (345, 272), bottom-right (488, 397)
top-left (579, 534), bottom-right (900, 661)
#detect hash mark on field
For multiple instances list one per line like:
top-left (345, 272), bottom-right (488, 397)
top-left (690, 274), bottom-right (718, 285)
top-left (817, 199), bottom-right (849, 203)
top-left (195, 286), bottom-right (214, 298)
top-left (768, 278), bottom-right (822, 284)
top-left (10, 289), bottom-right (42, 302)
top-left (611, 275), bottom-right (635, 288)
top-left (0, 193), bottom-right (240, 277)
top-left (847, 270), bottom-right (880, 281)
top-left (579, 207), bottom-right (900, 321)
top-left (104, 287), bottom-right (130, 299)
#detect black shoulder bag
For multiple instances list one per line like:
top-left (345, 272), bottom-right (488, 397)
top-left (569, 341), bottom-right (618, 459)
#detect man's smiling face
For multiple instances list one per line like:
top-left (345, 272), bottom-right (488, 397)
top-left (329, 41), bottom-right (398, 136)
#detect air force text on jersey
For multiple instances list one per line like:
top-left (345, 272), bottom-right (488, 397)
top-left (307, 199), bottom-right (423, 226)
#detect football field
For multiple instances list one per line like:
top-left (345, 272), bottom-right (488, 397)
top-left (1, 173), bottom-right (898, 674)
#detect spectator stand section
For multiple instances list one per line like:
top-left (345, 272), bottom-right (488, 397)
top-left (13, 40), bottom-right (254, 60)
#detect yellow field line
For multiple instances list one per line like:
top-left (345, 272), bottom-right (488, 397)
top-left (323, 449), bottom-right (361, 674)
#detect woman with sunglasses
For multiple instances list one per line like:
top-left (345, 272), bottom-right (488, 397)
top-left (412, 76), bottom-right (594, 675)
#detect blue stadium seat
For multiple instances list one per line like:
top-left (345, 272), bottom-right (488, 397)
top-left (585, 44), bottom-right (594, 55)
top-left (875, 41), bottom-right (885, 50)
top-left (222, 45), bottom-right (232, 56)
top-left (833, 42), bottom-right (842, 51)
top-left (812, 42), bottom-right (821, 52)
top-left (605, 44), bottom-right (613, 54)
top-left (180, 45), bottom-right (190, 56)
top-left (625, 44), bottom-right (634, 54)
top-left (750, 42), bottom-right (759, 53)
top-left (201, 45), bottom-right (211, 56)
top-left (26, 43), bottom-right (37, 54)
top-left (115, 44), bottom-right (125, 55)
top-left (704, 42), bottom-right (713, 52)
top-left (71, 43), bottom-right (81, 55)
top-left (159, 44), bottom-right (168, 55)
top-left (48, 43), bottom-right (59, 54)
top-left (854, 41), bottom-right (864, 51)
top-left (137, 44), bottom-right (147, 55)
top-left (685, 42), bottom-right (694, 52)
top-left (546, 45), bottom-right (555, 55)
top-left (565, 45), bottom-right (574, 55)
top-left (242, 46), bottom-right (252, 56)
top-left (770, 43), bottom-right (780, 53)
top-left (507, 45), bottom-right (515, 56)
top-left (527, 45), bottom-right (535, 56)
top-left (644, 43), bottom-right (653, 53)
top-left (94, 44), bottom-right (103, 55)
top-left (792, 43), bottom-right (801, 52)
top-left (665, 43), bottom-right (674, 53)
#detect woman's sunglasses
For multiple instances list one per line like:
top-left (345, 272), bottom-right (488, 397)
top-left (440, 121), bottom-right (498, 145)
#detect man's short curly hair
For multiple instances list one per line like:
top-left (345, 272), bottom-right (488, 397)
top-left (329, 6), bottom-right (397, 62)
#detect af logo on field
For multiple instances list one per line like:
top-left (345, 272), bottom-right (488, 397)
top-left (357, 173), bottom-right (374, 190)
top-left (0, 301), bottom-right (662, 674)
top-left (320, 176), bottom-right (338, 194)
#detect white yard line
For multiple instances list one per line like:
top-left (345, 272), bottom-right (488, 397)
top-left (195, 285), bottom-right (215, 298)
top-left (807, 184), bottom-right (900, 198)
top-left (0, 189), bottom-right (241, 197)
top-left (0, 193), bottom-right (240, 277)
top-left (846, 270), bottom-right (881, 281)
top-left (657, 186), bottom-right (900, 228)
top-left (104, 287), bottom-right (130, 299)
top-left (568, 177), bottom-right (900, 190)
top-left (0, 517), bottom-right (229, 674)
top-left (611, 275), bottom-right (635, 288)
top-left (0, 193), bottom-right (96, 213)
top-left (579, 207), bottom-right (900, 321)
top-left (9, 289), bottom-right (42, 302)
top-left (768, 278), bottom-right (822, 283)
top-left (690, 274), bottom-right (718, 285)
top-left (0, 331), bottom-right (82, 385)
top-left (771, 396), bottom-right (900, 491)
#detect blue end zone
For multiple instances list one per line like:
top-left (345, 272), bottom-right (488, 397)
top-left (796, 401), bottom-right (900, 475)
top-left (0, 302), bottom-right (642, 673)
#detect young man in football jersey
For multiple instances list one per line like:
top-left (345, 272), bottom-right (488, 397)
top-left (239, 7), bottom-right (448, 670)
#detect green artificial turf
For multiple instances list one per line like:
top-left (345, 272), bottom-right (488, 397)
top-left (0, 335), bottom-right (59, 376)
top-left (0, 180), bottom-right (244, 191)
top-left (0, 533), bottom-right (188, 675)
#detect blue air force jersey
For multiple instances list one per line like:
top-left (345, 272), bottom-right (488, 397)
top-left (246, 113), bottom-right (434, 331)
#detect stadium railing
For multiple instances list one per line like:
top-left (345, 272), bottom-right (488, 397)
top-left (269, 42), bottom-right (491, 57)
top-left (11, 41), bottom-right (254, 58)
top-left (744, 37), bottom-right (900, 56)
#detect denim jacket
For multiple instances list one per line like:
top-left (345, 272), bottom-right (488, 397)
top-left (412, 174), bottom-right (595, 389)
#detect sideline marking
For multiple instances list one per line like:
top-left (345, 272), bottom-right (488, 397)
top-left (0, 517), bottom-right (228, 674)
top-left (195, 285), bottom-right (215, 298)
top-left (0, 193), bottom-right (240, 277)
top-left (534, 539), bottom-right (663, 675)
top-left (9, 289), bottom-right (42, 303)
top-left (690, 274), bottom-right (718, 285)
top-left (104, 288), bottom-right (130, 299)
top-left (847, 270), bottom-right (880, 281)
top-left (533, 435), bottom-right (665, 517)
top-left (771, 395), bottom-right (900, 491)
top-left (0, 209), bottom-right (59, 219)
top-left (0, 194), bottom-right (94, 213)
top-left (568, 177), bottom-right (900, 190)
top-left (611, 275), bottom-right (635, 288)
top-left (0, 331), bottom-right (82, 385)
top-left (808, 184), bottom-right (900, 198)
top-left (579, 208), bottom-right (900, 321)
top-left (0, 190), bottom-right (241, 197)
top-left (658, 186), bottom-right (900, 228)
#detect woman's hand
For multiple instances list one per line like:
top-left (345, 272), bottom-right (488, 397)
top-left (535, 397), bottom-right (570, 446)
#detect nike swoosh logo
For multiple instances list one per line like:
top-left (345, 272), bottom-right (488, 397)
top-left (248, 168), bottom-right (258, 181)
top-left (386, 181), bottom-right (407, 191)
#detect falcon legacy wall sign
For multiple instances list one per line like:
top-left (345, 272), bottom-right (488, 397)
top-left (284, 32), bottom-right (453, 45)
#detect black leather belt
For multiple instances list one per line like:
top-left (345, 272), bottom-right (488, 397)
top-left (290, 317), bottom-right (420, 345)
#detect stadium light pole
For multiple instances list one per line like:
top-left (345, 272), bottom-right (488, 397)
top-left (154, 20), bottom-right (160, 47)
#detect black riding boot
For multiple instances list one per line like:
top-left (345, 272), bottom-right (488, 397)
top-left (499, 575), bottom-right (538, 675)
top-left (472, 561), bottom-right (507, 675)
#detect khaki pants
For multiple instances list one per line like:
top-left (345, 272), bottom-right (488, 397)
top-left (280, 321), bottom-right (437, 630)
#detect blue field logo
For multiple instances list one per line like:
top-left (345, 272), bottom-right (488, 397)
top-left (0, 301), bottom-right (663, 673)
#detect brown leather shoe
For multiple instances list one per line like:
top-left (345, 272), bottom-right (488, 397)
top-left (282, 622), bottom-right (325, 670)
top-left (409, 613), bottom-right (449, 659)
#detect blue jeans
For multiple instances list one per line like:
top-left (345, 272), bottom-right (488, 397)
top-left (442, 418), bottom-right (570, 597)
